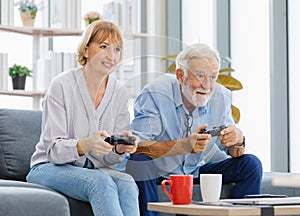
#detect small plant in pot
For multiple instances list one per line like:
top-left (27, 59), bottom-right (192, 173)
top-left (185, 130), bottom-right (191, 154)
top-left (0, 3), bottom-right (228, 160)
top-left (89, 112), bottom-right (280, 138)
top-left (9, 64), bottom-right (32, 90)
top-left (15, 0), bottom-right (39, 26)
top-left (83, 11), bottom-right (102, 27)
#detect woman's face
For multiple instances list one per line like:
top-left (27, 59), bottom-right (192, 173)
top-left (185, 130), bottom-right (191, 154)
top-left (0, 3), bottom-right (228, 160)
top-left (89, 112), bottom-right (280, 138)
top-left (84, 38), bottom-right (122, 75)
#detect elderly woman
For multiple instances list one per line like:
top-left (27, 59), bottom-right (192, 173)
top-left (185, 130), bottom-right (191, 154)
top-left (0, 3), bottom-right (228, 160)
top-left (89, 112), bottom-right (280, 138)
top-left (26, 20), bottom-right (139, 216)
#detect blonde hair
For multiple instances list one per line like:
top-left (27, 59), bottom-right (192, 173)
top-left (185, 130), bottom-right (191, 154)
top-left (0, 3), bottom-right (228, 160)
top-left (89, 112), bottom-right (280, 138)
top-left (77, 20), bottom-right (123, 66)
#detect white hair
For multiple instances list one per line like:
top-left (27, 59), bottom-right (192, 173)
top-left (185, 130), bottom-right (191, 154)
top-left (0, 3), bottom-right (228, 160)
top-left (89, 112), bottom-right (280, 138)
top-left (175, 43), bottom-right (220, 76)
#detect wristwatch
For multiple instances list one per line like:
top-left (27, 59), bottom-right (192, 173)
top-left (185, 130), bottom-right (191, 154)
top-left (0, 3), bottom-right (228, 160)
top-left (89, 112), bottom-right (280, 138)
top-left (233, 136), bottom-right (245, 149)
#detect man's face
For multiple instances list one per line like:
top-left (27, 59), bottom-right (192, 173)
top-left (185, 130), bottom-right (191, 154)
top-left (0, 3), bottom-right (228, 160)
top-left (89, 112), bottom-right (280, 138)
top-left (180, 58), bottom-right (219, 107)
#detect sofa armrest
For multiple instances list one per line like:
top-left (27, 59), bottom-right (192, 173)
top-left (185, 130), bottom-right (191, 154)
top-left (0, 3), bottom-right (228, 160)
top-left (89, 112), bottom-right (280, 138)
top-left (262, 172), bottom-right (300, 196)
top-left (0, 187), bottom-right (70, 216)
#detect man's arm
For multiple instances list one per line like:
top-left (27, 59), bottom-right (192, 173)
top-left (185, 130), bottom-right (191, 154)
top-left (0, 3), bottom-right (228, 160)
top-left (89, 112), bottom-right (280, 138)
top-left (134, 139), bottom-right (192, 159)
top-left (134, 129), bottom-right (211, 159)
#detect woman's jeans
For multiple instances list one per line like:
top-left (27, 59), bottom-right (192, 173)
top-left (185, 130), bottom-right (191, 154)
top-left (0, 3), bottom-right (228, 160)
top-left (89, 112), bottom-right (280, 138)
top-left (26, 163), bottom-right (139, 216)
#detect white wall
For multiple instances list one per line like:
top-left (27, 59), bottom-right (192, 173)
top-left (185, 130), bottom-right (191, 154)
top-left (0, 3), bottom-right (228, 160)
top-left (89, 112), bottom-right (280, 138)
top-left (231, 0), bottom-right (271, 171)
top-left (288, 0), bottom-right (300, 173)
top-left (182, 0), bottom-right (271, 171)
top-left (182, 0), bottom-right (214, 47)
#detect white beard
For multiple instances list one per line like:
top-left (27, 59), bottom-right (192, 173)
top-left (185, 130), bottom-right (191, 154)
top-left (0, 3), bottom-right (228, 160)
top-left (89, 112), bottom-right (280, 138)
top-left (181, 81), bottom-right (211, 107)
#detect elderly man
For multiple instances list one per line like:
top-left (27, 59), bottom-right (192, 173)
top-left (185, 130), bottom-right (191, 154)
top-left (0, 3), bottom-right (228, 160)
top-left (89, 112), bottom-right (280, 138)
top-left (126, 43), bottom-right (262, 216)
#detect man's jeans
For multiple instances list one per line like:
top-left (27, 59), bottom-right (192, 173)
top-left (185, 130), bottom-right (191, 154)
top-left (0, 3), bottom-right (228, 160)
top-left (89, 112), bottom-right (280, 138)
top-left (126, 154), bottom-right (262, 216)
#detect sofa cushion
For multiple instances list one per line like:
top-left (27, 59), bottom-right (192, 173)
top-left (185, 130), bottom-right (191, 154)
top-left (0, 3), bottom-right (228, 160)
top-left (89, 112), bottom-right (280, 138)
top-left (0, 109), bottom-right (42, 181)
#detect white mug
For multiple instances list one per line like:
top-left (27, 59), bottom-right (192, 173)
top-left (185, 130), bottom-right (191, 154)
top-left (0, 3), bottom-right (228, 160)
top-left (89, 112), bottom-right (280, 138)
top-left (200, 174), bottom-right (222, 203)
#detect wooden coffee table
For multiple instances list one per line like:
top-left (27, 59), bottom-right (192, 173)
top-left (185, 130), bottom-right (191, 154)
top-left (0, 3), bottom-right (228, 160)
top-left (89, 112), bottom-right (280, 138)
top-left (148, 202), bottom-right (300, 215)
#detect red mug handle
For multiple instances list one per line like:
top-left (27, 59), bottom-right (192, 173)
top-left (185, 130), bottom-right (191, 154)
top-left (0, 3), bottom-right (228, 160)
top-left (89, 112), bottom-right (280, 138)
top-left (161, 179), bottom-right (174, 201)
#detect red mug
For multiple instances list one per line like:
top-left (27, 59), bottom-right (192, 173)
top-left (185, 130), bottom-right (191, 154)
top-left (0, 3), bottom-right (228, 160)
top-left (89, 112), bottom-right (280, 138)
top-left (161, 174), bottom-right (193, 204)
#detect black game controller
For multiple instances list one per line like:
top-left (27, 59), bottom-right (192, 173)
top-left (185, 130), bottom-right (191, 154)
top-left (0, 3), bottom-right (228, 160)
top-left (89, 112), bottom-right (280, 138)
top-left (104, 135), bottom-right (136, 145)
top-left (199, 125), bottom-right (227, 137)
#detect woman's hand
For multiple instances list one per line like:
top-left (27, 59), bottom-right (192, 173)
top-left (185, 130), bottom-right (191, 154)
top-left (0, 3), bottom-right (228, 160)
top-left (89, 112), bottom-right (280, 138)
top-left (77, 130), bottom-right (113, 156)
top-left (114, 131), bottom-right (139, 154)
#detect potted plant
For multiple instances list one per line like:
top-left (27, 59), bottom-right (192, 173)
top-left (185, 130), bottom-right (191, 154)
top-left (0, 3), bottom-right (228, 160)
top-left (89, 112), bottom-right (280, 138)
top-left (15, 0), bottom-right (39, 26)
top-left (9, 64), bottom-right (32, 90)
top-left (83, 11), bottom-right (102, 27)
top-left (162, 55), bottom-right (243, 123)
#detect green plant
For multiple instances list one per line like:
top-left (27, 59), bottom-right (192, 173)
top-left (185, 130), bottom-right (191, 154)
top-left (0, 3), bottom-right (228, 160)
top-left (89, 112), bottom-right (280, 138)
top-left (83, 11), bottom-right (102, 26)
top-left (9, 64), bottom-right (32, 79)
top-left (162, 55), bottom-right (243, 123)
top-left (15, 0), bottom-right (39, 18)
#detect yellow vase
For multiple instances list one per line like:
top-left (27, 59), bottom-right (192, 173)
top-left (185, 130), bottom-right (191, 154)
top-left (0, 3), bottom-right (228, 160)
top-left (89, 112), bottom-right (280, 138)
top-left (20, 11), bottom-right (36, 27)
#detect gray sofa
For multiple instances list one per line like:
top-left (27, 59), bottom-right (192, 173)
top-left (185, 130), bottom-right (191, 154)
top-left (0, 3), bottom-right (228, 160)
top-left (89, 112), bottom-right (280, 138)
top-left (0, 108), bottom-right (93, 216)
top-left (0, 108), bottom-right (299, 216)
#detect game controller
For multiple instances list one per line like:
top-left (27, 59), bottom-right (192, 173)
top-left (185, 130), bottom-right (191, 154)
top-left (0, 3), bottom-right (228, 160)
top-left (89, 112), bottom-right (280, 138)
top-left (104, 135), bottom-right (136, 145)
top-left (199, 125), bottom-right (227, 137)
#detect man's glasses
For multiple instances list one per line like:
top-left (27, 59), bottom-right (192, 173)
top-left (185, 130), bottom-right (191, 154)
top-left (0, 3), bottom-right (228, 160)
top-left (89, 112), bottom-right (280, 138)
top-left (183, 113), bottom-right (193, 138)
top-left (189, 71), bottom-right (218, 82)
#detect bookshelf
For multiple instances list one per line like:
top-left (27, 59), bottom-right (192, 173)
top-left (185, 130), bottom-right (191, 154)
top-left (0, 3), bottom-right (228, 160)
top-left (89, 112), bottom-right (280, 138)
top-left (0, 25), bottom-right (148, 109)
top-left (0, 25), bottom-right (82, 109)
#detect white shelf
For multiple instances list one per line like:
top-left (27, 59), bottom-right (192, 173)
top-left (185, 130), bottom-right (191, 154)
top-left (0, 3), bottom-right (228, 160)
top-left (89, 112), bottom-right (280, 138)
top-left (0, 25), bottom-right (146, 39)
top-left (0, 25), bottom-right (148, 109)
top-left (123, 32), bottom-right (148, 39)
top-left (0, 90), bottom-right (44, 97)
top-left (0, 25), bottom-right (83, 36)
top-left (0, 90), bottom-right (45, 110)
top-left (0, 25), bottom-right (83, 109)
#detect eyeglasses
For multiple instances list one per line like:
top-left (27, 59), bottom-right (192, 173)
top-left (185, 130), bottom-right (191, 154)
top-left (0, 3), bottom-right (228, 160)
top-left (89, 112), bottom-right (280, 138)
top-left (189, 71), bottom-right (218, 82)
top-left (183, 113), bottom-right (193, 138)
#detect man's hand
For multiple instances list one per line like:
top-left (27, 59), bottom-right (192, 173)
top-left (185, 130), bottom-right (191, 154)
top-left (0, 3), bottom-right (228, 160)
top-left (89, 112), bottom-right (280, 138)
top-left (77, 130), bottom-right (113, 156)
top-left (218, 125), bottom-right (243, 147)
top-left (190, 124), bottom-right (211, 153)
top-left (219, 125), bottom-right (245, 157)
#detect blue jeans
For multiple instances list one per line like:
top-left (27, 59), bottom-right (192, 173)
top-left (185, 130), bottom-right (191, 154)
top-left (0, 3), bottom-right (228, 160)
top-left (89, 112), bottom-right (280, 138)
top-left (26, 163), bottom-right (139, 216)
top-left (126, 154), bottom-right (262, 216)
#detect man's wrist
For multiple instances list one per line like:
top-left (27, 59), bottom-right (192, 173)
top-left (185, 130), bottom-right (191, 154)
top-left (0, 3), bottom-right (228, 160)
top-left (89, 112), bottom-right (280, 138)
top-left (233, 136), bottom-right (245, 149)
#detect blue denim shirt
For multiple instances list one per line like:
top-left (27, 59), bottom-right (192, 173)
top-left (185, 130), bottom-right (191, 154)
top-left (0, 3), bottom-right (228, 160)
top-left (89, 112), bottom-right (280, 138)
top-left (131, 74), bottom-right (234, 178)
